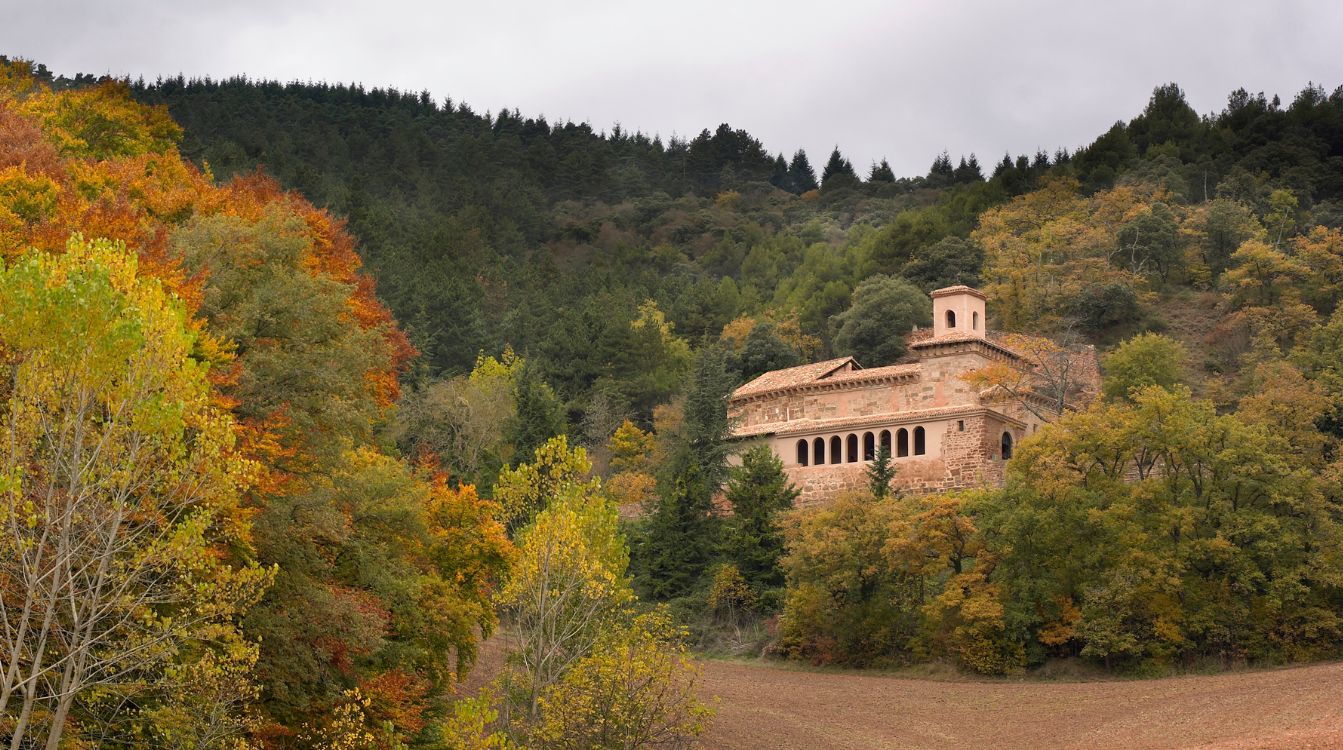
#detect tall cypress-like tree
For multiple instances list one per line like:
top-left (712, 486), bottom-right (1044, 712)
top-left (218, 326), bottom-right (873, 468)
top-left (639, 346), bottom-right (735, 599)
top-left (787, 149), bottom-right (819, 194)
top-left (724, 444), bottom-right (799, 591)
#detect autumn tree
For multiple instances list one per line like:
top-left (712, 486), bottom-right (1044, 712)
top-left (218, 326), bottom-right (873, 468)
top-left (0, 239), bottom-right (270, 749)
top-left (493, 435), bottom-right (599, 532)
top-left (1101, 332), bottom-right (1186, 401)
top-left (979, 386), bottom-right (1343, 669)
top-left (391, 350), bottom-right (521, 487)
top-left (962, 333), bottom-right (1099, 422)
top-left (529, 611), bottom-right (710, 750)
top-left (491, 471), bottom-right (710, 747)
top-left (973, 177), bottom-right (1150, 332)
top-left (779, 492), bottom-right (916, 665)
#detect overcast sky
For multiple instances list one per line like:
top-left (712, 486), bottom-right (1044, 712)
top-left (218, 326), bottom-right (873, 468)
top-left (5, 0), bottom-right (1342, 176)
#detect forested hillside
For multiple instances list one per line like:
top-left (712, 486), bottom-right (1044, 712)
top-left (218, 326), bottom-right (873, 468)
top-left (129, 74), bottom-right (1343, 682)
top-left (129, 76), bottom-right (1343, 396)
top-left (5, 53), bottom-right (1343, 749)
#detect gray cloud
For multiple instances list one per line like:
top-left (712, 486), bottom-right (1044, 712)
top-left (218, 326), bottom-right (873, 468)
top-left (4, 0), bottom-right (1341, 176)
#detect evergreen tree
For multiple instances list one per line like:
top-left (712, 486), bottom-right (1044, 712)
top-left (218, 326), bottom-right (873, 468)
top-left (639, 346), bottom-right (735, 599)
top-left (737, 322), bottom-right (802, 381)
top-left (787, 149), bottom-right (819, 194)
top-left (724, 444), bottom-right (799, 591)
top-left (769, 153), bottom-right (790, 190)
top-left (865, 445), bottom-right (897, 499)
top-left (868, 158), bottom-right (896, 182)
top-left (821, 146), bottom-right (857, 188)
top-left (929, 151), bottom-right (955, 182)
top-left (508, 363), bottom-right (568, 464)
top-left (954, 154), bottom-right (984, 183)
top-left (832, 275), bottom-right (931, 364)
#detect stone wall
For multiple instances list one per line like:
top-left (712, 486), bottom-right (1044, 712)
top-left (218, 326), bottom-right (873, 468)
top-left (780, 413), bottom-right (1025, 506)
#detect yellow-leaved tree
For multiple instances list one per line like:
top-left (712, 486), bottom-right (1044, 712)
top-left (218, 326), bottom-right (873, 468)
top-left (441, 437), bottom-right (710, 749)
top-left (0, 237), bottom-right (271, 749)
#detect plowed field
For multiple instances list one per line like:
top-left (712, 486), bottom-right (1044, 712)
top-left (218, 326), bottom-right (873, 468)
top-left (698, 658), bottom-right (1343, 749)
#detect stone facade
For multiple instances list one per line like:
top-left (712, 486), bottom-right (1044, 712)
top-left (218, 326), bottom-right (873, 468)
top-left (729, 286), bottom-right (1049, 506)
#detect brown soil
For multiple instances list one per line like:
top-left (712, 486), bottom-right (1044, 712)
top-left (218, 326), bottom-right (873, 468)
top-left (696, 658), bottom-right (1343, 750)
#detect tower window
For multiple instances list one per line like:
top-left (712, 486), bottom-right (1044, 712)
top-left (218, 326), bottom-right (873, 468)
top-left (946, 310), bottom-right (957, 328)
top-left (957, 420), bottom-right (964, 432)
top-left (1001, 431), bottom-right (1014, 460)
top-left (972, 311), bottom-right (979, 330)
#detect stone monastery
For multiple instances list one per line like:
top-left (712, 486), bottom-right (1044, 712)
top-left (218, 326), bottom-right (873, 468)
top-left (728, 285), bottom-right (1061, 505)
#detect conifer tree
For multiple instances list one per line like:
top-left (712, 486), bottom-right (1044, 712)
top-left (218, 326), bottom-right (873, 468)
top-left (639, 346), bottom-right (735, 599)
top-left (821, 146), bottom-right (857, 188)
top-left (724, 444), bottom-right (799, 591)
top-left (769, 153), bottom-right (790, 190)
top-left (869, 158), bottom-right (896, 182)
top-left (509, 363), bottom-right (568, 465)
top-left (787, 149), bottom-right (819, 194)
top-left (865, 445), bottom-right (898, 499)
top-left (929, 151), bottom-right (955, 181)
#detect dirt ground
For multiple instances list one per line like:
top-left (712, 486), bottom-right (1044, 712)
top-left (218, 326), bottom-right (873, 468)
top-left (697, 658), bottom-right (1343, 750)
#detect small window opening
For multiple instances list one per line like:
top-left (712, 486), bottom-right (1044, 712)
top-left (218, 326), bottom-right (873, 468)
top-left (913, 426), bottom-right (926, 456)
top-left (1001, 431), bottom-right (1014, 460)
top-left (946, 309), bottom-right (957, 328)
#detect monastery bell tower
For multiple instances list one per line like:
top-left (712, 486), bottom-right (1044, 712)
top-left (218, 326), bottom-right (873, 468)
top-left (930, 285), bottom-right (987, 339)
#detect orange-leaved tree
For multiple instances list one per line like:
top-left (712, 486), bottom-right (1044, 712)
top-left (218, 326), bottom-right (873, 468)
top-left (0, 60), bottom-right (511, 747)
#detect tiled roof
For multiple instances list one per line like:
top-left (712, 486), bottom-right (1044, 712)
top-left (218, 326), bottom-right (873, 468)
top-left (930, 285), bottom-right (987, 300)
top-left (732, 403), bottom-right (1026, 438)
top-left (730, 358), bottom-right (922, 401)
top-left (818, 363), bottom-right (921, 385)
top-left (731, 357), bottom-right (858, 399)
top-left (911, 332), bottom-right (1022, 359)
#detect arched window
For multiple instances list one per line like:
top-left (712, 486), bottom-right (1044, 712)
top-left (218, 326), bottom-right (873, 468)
top-left (863, 432), bottom-right (875, 461)
top-left (879, 430), bottom-right (891, 455)
top-left (797, 439), bottom-right (809, 467)
top-left (846, 434), bottom-right (858, 463)
top-left (1001, 431), bottom-right (1013, 460)
top-left (813, 437), bottom-right (825, 465)
top-left (972, 311), bottom-right (979, 330)
top-left (896, 428), bottom-right (909, 458)
top-left (914, 426), bottom-right (926, 455)
top-left (946, 309), bottom-right (957, 328)
top-left (829, 436), bottom-right (842, 465)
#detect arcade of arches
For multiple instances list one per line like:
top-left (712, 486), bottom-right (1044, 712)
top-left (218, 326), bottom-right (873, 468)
top-left (792, 426), bottom-right (1014, 467)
